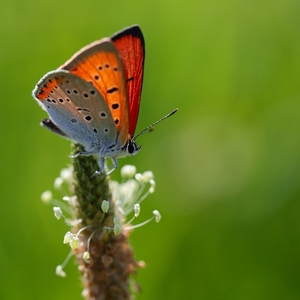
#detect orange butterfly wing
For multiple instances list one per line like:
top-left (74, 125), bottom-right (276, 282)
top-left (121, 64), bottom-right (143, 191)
top-left (112, 25), bottom-right (145, 137)
top-left (59, 39), bottom-right (129, 146)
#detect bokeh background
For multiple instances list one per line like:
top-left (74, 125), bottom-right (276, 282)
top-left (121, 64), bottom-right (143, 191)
top-left (1, 0), bottom-right (300, 299)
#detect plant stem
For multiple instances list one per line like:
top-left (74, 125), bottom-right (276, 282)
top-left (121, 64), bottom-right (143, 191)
top-left (70, 144), bottom-right (140, 300)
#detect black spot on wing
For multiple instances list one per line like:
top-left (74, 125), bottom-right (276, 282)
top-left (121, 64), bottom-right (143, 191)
top-left (107, 87), bottom-right (118, 94)
top-left (127, 76), bottom-right (134, 82)
top-left (77, 107), bottom-right (90, 112)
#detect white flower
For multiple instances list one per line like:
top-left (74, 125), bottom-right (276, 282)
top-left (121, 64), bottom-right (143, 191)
top-left (101, 200), bottom-right (109, 213)
top-left (62, 196), bottom-right (71, 202)
top-left (60, 168), bottom-right (72, 182)
top-left (41, 190), bottom-right (53, 204)
top-left (113, 216), bottom-right (122, 226)
top-left (121, 165), bottom-right (137, 178)
top-left (83, 251), bottom-right (90, 263)
top-left (56, 265), bottom-right (66, 277)
top-left (135, 173), bottom-right (144, 183)
top-left (153, 210), bottom-right (161, 223)
top-left (134, 204), bottom-right (140, 217)
top-left (53, 207), bottom-right (63, 220)
top-left (114, 224), bottom-right (122, 235)
top-left (70, 236), bottom-right (79, 249)
top-left (109, 167), bottom-right (161, 234)
top-left (142, 171), bottom-right (154, 182)
top-left (63, 231), bottom-right (74, 244)
top-left (149, 179), bottom-right (156, 193)
top-left (54, 177), bottom-right (64, 189)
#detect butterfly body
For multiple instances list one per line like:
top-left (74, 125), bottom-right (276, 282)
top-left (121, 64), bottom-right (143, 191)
top-left (33, 25), bottom-right (177, 175)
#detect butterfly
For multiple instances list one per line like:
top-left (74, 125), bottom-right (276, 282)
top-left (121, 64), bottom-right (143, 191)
top-left (32, 25), bottom-right (177, 175)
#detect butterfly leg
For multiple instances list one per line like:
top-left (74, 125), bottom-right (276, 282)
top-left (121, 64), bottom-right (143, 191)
top-left (95, 157), bottom-right (118, 176)
top-left (102, 157), bottom-right (118, 176)
top-left (110, 157), bottom-right (119, 174)
top-left (95, 157), bottom-right (105, 175)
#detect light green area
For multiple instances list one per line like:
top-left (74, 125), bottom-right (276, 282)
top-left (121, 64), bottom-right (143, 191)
top-left (1, 0), bottom-right (300, 299)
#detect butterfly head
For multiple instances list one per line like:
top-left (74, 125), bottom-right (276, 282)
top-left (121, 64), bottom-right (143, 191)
top-left (126, 139), bottom-right (142, 156)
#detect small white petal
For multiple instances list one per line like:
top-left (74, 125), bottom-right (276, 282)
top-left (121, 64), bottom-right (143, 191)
top-left (153, 210), bottom-right (161, 223)
top-left (83, 251), bottom-right (90, 263)
top-left (101, 200), bottom-right (110, 213)
top-left (120, 179), bottom-right (139, 197)
top-left (60, 168), bottom-right (72, 181)
top-left (54, 177), bottom-right (64, 189)
top-left (113, 216), bottom-right (122, 226)
top-left (134, 204), bottom-right (140, 217)
top-left (41, 190), bottom-right (53, 204)
top-left (143, 171), bottom-right (154, 182)
top-left (114, 224), bottom-right (122, 235)
top-left (109, 180), bottom-right (119, 190)
top-left (135, 173), bottom-right (144, 183)
top-left (70, 236), bottom-right (79, 249)
top-left (62, 196), bottom-right (71, 202)
top-left (56, 265), bottom-right (66, 277)
top-left (121, 165), bottom-right (137, 178)
top-left (53, 207), bottom-right (63, 220)
top-left (149, 179), bottom-right (156, 193)
top-left (63, 231), bottom-right (74, 244)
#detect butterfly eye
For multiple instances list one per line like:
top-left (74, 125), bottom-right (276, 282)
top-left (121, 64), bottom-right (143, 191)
top-left (127, 141), bottom-right (141, 156)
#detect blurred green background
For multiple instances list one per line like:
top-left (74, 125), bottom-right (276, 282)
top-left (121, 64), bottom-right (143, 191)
top-left (1, 0), bottom-right (300, 299)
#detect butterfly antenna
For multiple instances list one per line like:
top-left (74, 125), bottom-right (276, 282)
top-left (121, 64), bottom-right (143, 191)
top-left (133, 108), bottom-right (178, 141)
